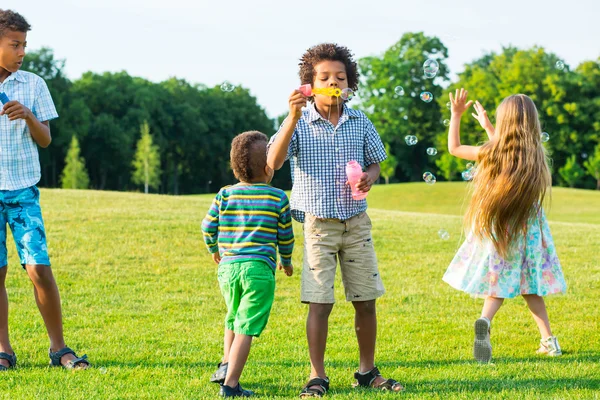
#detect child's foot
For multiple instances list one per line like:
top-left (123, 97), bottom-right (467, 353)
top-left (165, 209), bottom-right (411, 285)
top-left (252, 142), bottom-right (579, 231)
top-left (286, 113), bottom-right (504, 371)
top-left (0, 351), bottom-right (16, 371)
top-left (210, 362), bottom-right (228, 384)
top-left (537, 336), bottom-right (562, 356)
top-left (473, 317), bottom-right (492, 363)
top-left (219, 383), bottom-right (253, 397)
top-left (49, 347), bottom-right (90, 370)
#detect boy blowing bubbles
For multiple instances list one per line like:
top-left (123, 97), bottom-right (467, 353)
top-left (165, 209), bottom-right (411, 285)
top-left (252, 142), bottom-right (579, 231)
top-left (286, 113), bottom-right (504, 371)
top-left (268, 44), bottom-right (404, 397)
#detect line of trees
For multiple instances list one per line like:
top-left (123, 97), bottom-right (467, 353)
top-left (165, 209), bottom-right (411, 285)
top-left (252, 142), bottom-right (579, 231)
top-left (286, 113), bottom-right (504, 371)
top-left (23, 33), bottom-right (600, 193)
top-left (358, 33), bottom-right (600, 190)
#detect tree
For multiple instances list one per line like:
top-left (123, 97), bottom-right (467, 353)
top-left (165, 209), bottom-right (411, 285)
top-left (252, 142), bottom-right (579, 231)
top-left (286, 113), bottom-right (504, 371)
top-left (60, 136), bottom-right (89, 189)
top-left (132, 121), bottom-right (161, 193)
top-left (584, 143), bottom-right (600, 190)
top-left (443, 47), bottom-right (600, 188)
top-left (435, 152), bottom-right (463, 181)
top-left (358, 32), bottom-right (450, 182)
top-left (380, 143), bottom-right (398, 184)
top-left (559, 155), bottom-right (586, 188)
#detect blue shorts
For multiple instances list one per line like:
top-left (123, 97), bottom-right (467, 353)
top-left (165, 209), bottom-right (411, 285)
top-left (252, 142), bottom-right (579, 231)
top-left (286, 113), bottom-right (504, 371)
top-left (0, 186), bottom-right (50, 268)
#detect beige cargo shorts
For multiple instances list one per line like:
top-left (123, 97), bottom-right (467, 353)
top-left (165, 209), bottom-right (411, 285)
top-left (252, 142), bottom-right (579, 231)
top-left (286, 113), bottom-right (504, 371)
top-left (301, 212), bottom-right (385, 303)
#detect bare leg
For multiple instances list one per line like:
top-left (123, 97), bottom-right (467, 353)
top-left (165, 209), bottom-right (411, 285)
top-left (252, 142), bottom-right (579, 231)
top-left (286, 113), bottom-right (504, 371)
top-left (305, 303), bottom-right (333, 393)
top-left (353, 300), bottom-right (401, 390)
top-left (353, 300), bottom-right (376, 373)
top-left (481, 296), bottom-right (504, 321)
top-left (0, 266), bottom-right (14, 369)
top-left (523, 294), bottom-right (552, 338)
top-left (26, 264), bottom-right (87, 368)
top-left (223, 334), bottom-right (253, 388)
top-left (222, 329), bottom-right (234, 364)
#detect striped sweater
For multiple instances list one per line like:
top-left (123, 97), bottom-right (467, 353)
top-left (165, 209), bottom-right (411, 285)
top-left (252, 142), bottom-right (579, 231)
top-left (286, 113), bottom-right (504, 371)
top-left (201, 184), bottom-right (294, 269)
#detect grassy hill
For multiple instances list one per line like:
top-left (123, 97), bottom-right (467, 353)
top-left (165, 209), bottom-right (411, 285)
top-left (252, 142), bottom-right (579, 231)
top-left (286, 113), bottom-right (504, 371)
top-left (1, 183), bottom-right (598, 399)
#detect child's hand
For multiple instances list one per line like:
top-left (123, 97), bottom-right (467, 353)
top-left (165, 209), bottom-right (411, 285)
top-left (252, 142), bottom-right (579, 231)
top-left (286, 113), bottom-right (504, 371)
top-left (354, 172), bottom-right (373, 192)
top-left (288, 90), bottom-right (307, 120)
top-left (0, 101), bottom-right (32, 121)
top-left (471, 100), bottom-right (495, 137)
top-left (212, 252), bottom-right (221, 264)
top-left (449, 88), bottom-right (473, 116)
top-left (279, 264), bottom-right (293, 276)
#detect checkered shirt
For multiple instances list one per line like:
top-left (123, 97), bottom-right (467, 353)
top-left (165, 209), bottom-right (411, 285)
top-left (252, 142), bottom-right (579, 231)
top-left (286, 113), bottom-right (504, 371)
top-left (0, 71), bottom-right (58, 190)
top-left (268, 103), bottom-right (387, 223)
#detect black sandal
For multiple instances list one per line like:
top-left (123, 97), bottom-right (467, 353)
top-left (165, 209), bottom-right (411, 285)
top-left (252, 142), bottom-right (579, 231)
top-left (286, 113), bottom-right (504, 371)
top-left (353, 366), bottom-right (404, 391)
top-left (219, 383), bottom-right (253, 397)
top-left (299, 377), bottom-right (329, 398)
top-left (210, 361), bottom-right (228, 384)
top-left (49, 347), bottom-right (89, 369)
top-left (0, 352), bottom-right (16, 371)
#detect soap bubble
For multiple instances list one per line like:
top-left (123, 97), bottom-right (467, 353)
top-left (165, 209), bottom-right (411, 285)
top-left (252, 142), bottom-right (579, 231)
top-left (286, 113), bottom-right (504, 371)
top-left (582, 152), bottom-right (588, 159)
top-left (555, 61), bottom-right (565, 71)
top-left (341, 88), bottom-right (354, 101)
top-left (423, 171), bottom-right (436, 185)
top-left (420, 92), bottom-right (433, 103)
top-left (438, 229), bottom-right (450, 240)
top-left (541, 132), bottom-right (550, 142)
top-left (462, 169), bottom-right (474, 181)
top-left (426, 147), bottom-right (438, 156)
top-left (446, 101), bottom-right (451, 110)
top-left (424, 70), bottom-right (437, 79)
top-left (220, 81), bottom-right (235, 92)
top-left (462, 163), bottom-right (476, 181)
top-left (443, 119), bottom-right (450, 127)
top-left (99, 367), bottom-right (107, 374)
top-left (423, 59), bottom-right (440, 75)
top-left (394, 86), bottom-right (405, 96)
top-left (405, 135), bottom-right (418, 146)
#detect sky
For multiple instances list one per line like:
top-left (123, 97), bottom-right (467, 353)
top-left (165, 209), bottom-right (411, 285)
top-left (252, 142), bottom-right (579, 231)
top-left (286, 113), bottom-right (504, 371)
top-left (4, 0), bottom-right (599, 118)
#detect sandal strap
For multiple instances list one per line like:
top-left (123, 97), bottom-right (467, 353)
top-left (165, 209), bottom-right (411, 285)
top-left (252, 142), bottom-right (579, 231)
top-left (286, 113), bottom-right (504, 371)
top-left (49, 347), bottom-right (76, 366)
top-left (49, 347), bottom-right (89, 368)
top-left (64, 354), bottom-right (89, 369)
top-left (0, 352), bottom-right (16, 368)
top-left (301, 377), bottom-right (330, 395)
top-left (375, 378), bottom-right (402, 390)
top-left (354, 366), bottom-right (381, 387)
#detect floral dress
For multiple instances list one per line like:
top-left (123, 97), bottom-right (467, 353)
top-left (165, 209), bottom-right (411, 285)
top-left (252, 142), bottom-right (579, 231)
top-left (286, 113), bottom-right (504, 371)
top-left (443, 209), bottom-right (566, 298)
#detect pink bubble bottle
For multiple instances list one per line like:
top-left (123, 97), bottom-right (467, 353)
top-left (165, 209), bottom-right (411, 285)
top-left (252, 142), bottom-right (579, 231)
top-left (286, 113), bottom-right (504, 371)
top-left (346, 160), bottom-right (368, 200)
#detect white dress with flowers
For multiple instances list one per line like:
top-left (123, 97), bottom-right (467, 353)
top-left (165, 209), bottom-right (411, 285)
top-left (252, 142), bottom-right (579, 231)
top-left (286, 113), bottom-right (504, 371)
top-left (443, 209), bottom-right (566, 298)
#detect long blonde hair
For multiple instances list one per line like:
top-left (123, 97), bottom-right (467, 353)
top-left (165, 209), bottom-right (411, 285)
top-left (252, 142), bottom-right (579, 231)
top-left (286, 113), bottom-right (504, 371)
top-left (465, 94), bottom-right (551, 259)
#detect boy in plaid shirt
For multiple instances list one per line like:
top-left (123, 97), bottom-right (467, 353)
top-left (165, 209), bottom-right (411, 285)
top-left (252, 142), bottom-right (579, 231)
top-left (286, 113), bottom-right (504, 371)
top-left (268, 43), bottom-right (403, 397)
top-left (0, 9), bottom-right (89, 371)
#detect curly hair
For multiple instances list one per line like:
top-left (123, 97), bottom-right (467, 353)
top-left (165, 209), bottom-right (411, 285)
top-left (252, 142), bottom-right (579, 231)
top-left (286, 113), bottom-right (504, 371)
top-left (0, 10), bottom-right (31, 38)
top-left (299, 43), bottom-right (360, 92)
top-left (230, 131), bottom-right (268, 183)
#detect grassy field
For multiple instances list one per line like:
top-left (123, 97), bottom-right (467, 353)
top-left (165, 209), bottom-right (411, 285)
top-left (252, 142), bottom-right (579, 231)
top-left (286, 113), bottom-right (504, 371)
top-left (1, 182), bottom-right (599, 399)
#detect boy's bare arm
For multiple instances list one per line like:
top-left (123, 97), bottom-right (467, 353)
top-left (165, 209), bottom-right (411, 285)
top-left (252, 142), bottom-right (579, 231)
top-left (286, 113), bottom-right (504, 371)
top-left (267, 90), bottom-right (306, 170)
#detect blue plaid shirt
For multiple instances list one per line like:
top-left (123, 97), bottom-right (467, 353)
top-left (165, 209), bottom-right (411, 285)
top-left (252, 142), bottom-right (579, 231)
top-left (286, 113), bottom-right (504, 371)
top-left (0, 71), bottom-right (58, 190)
top-left (268, 103), bottom-right (387, 223)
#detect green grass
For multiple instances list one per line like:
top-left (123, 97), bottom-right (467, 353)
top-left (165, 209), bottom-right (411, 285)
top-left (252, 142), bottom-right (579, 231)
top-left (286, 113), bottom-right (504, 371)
top-left (1, 183), bottom-right (599, 399)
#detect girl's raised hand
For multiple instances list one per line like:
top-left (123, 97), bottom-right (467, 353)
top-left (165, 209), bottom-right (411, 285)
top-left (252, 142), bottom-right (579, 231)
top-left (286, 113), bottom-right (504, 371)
top-left (471, 100), bottom-right (495, 136)
top-left (449, 88), bottom-right (473, 116)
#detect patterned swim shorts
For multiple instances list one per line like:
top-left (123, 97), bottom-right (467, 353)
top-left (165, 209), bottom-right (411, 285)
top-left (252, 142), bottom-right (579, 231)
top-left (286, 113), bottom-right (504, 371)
top-left (0, 186), bottom-right (50, 268)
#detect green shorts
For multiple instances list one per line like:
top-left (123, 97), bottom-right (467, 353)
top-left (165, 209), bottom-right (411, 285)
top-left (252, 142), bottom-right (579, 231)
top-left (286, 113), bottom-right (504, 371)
top-left (218, 260), bottom-right (275, 337)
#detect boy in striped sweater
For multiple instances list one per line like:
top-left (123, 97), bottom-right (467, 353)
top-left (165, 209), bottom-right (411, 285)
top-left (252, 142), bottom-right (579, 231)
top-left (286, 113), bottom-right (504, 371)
top-left (202, 130), bottom-right (294, 398)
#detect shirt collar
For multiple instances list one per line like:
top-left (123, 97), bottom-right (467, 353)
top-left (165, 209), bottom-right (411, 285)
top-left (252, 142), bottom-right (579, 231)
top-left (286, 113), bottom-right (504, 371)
top-left (305, 102), bottom-right (361, 124)
top-left (2, 70), bottom-right (27, 84)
